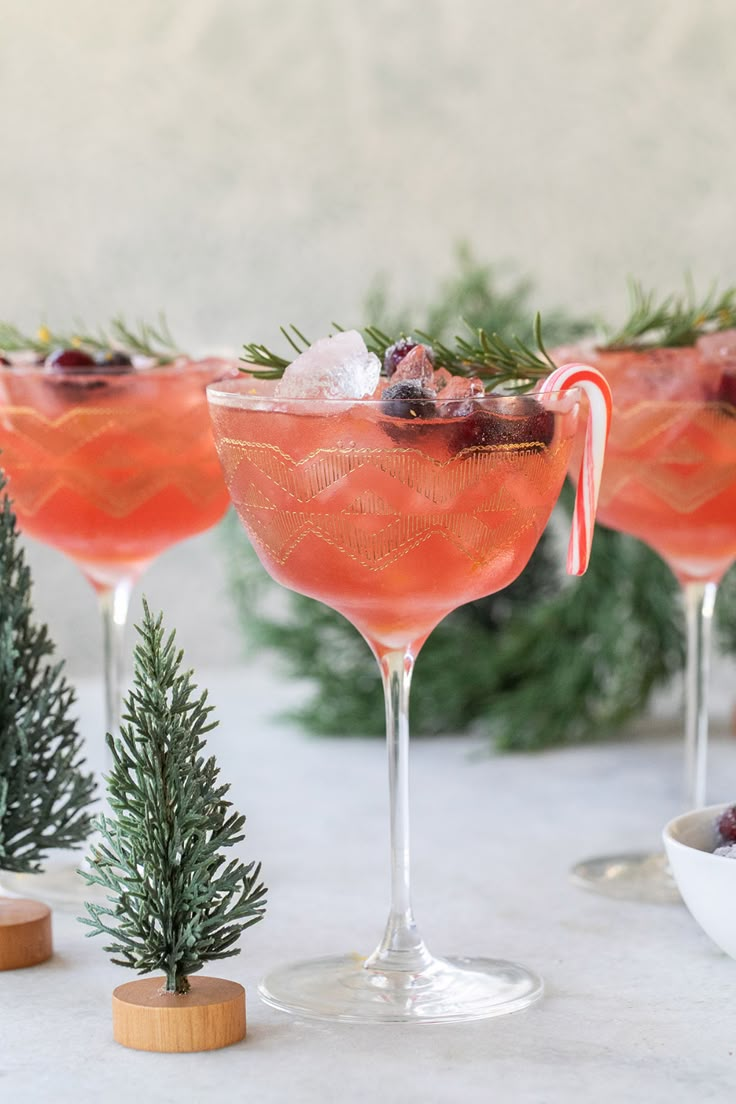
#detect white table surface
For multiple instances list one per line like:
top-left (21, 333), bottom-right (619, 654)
top-left (2, 660), bottom-right (736, 1104)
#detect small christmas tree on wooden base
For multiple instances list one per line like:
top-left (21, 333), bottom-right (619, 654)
top-left (0, 472), bottom-right (95, 970)
top-left (79, 601), bottom-right (266, 1052)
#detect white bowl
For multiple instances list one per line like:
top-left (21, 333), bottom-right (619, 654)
top-left (663, 802), bottom-right (736, 958)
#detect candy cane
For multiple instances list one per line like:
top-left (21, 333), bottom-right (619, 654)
top-left (538, 363), bottom-right (612, 576)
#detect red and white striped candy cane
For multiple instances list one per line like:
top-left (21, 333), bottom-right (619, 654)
top-left (537, 363), bottom-right (612, 576)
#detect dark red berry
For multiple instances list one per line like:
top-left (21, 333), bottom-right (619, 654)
top-left (45, 347), bottom-right (96, 371)
top-left (450, 396), bottom-right (554, 454)
top-left (714, 373), bottom-right (736, 413)
top-left (717, 805), bottom-right (736, 843)
top-left (0, 354), bottom-right (10, 366)
top-left (382, 379), bottom-right (436, 420)
top-left (384, 338), bottom-right (435, 378)
top-left (94, 349), bottom-right (133, 372)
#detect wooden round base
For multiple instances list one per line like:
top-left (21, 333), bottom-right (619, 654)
top-left (112, 976), bottom-right (246, 1052)
top-left (0, 898), bottom-right (53, 971)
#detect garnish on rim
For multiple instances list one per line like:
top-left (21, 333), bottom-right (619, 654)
top-left (603, 279), bottom-right (736, 350)
top-left (0, 314), bottom-right (181, 364)
top-left (240, 314), bottom-right (558, 393)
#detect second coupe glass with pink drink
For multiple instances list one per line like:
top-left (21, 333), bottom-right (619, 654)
top-left (557, 287), bottom-right (736, 903)
top-left (208, 325), bottom-right (611, 1023)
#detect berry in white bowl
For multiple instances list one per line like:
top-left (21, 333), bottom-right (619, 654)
top-left (663, 803), bottom-right (736, 959)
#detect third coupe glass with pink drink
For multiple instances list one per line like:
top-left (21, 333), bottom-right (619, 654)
top-left (557, 286), bottom-right (736, 903)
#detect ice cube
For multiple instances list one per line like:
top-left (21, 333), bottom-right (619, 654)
top-left (436, 375), bottom-right (484, 417)
top-left (275, 331), bottom-right (381, 400)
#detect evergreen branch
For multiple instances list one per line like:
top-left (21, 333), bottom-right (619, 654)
top-left (0, 472), bottom-right (96, 873)
top-left (79, 600), bottom-right (266, 994)
top-left (604, 279), bottom-right (736, 349)
top-left (239, 312), bottom-right (558, 390)
top-left (0, 315), bottom-right (181, 362)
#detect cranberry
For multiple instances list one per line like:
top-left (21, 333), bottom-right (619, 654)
top-left (45, 347), bottom-right (96, 371)
top-left (383, 338), bottom-right (435, 377)
top-left (0, 354), bottom-right (10, 366)
top-left (94, 349), bottom-right (133, 372)
top-left (717, 805), bottom-right (736, 843)
top-left (714, 373), bottom-right (736, 412)
top-left (451, 396), bottom-right (554, 453)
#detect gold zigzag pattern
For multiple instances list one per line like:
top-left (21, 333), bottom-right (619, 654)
top-left (218, 437), bottom-right (563, 506)
top-left (601, 459), bottom-right (736, 515)
top-left (240, 504), bottom-right (544, 571)
top-left (1, 404), bottom-right (219, 517)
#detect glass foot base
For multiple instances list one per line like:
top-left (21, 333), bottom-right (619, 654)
top-left (571, 850), bottom-right (682, 905)
top-left (0, 854), bottom-right (102, 911)
top-left (258, 952), bottom-right (543, 1024)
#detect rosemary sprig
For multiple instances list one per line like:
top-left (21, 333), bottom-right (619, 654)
top-left (240, 313), bottom-right (555, 390)
top-left (0, 315), bottom-right (181, 363)
top-left (604, 279), bottom-right (736, 349)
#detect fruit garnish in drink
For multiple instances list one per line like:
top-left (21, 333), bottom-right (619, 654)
top-left (241, 316), bottom-right (564, 450)
top-left (0, 314), bottom-right (181, 368)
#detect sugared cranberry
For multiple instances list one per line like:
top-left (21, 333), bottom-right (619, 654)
top-left (45, 347), bottom-right (96, 371)
top-left (381, 379), bottom-right (436, 420)
top-left (450, 396), bottom-right (554, 454)
top-left (383, 338), bottom-right (435, 378)
top-left (94, 349), bottom-right (133, 372)
top-left (717, 805), bottom-right (736, 843)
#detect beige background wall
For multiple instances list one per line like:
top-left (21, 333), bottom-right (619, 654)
top-left (1, 0), bottom-right (735, 672)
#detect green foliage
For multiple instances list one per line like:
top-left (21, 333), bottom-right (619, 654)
top-left (240, 248), bottom-right (589, 391)
top-left (79, 602), bottom-right (266, 994)
top-left (0, 473), bottom-right (95, 873)
top-left (0, 314), bottom-right (180, 362)
top-left (603, 278), bottom-right (736, 349)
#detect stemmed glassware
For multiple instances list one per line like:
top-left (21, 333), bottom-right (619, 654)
top-left (563, 335), bottom-right (736, 903)
top-left (207, 340), bottom-right (611, 1024)
top-left (0, 334), bottom-right (236, 899)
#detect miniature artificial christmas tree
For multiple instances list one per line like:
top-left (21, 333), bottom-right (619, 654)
top-left (79, 600), bottom-right (266, 1052)
top-left (0, 471), bottom-right (95, 969)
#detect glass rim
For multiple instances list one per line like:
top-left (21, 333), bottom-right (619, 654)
top-left (0, 356), bottom-right (236, 381)
top-left (206, 377), bottom-right (583, 408)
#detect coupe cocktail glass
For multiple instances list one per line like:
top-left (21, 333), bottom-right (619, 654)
top-left (208, 368), bottom-right (608, 1024)
top-left (564, 342), bottom-right (736, 903)
top-left (0, 359), bottom-right (234, 739)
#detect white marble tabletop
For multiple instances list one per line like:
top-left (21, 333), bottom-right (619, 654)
top-left (2, 660), bottom-right (736, 1104)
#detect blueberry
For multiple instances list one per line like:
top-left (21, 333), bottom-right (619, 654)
top-left (450, 396), bottom-right (554, 454)
top-left (383, 338), bottom-right (435, 378)
top-left (381, 379), bottom-right (436, 419)
top-left (94, 349), bottom-right (134, 372)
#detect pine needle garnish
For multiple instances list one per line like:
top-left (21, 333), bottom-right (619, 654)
top-left (603, 279), bottom-right (736, 349)
top-left (240, 313), bottom-right (556, 391)
top-left (0, 314), bottom-right (182, 363)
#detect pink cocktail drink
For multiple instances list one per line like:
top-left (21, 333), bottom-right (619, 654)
top-left (210, 382), bottom-right (579, 654)
top-left (568, 345), bottom-right (736, 585)
top-left (558, 334), bottom-right (736, 903)
top-left (208, 336), bottom-right (611, 1025)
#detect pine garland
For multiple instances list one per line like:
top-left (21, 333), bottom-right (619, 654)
top-left (0, 472), bottom-right (95, 873)
top-left (79, 601), bottom-right (266, 994)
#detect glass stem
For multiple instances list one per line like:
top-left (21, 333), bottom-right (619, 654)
top-left (98, 579), bottom-right (133, 740)
top-left (683, 580), bottom-right (718, 810)
top-left (365, 649), bottom-right (432, 974)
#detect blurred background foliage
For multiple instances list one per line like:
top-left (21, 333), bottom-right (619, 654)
top-left (224, 249), bottom-right (736, 750)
